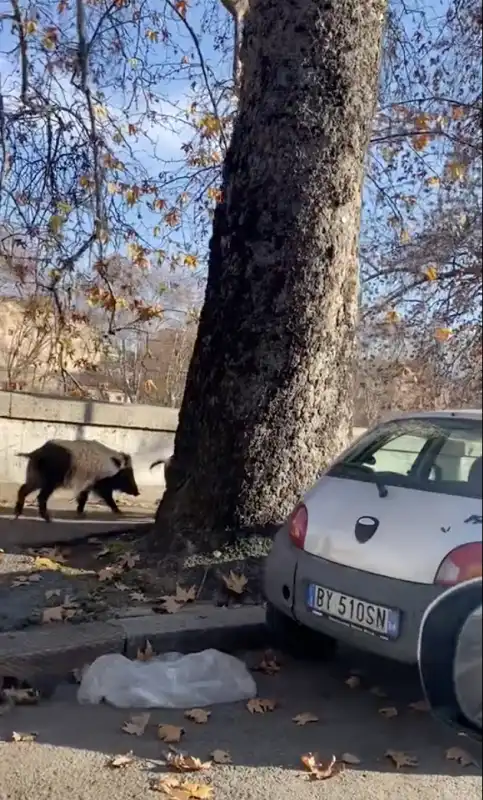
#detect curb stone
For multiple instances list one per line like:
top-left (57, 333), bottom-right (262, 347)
top-left (0, 605), bottom-right (266, 693)
top-left (119, 604), bottom-right (267, 658)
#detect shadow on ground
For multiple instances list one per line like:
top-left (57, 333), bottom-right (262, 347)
top-left (0, 646), bottom-right (480, 779)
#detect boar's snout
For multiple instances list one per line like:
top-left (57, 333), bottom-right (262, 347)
top-left (115, 467), bottom-right (140, 496)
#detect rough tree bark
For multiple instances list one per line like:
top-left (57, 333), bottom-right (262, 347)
top-left (153, 0), bottom-right (388, 553)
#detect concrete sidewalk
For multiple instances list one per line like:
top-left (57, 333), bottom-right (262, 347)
top-left (0, 605), bottom-right (267, 690)
top-left (0, 483), bottom-right (159, 547)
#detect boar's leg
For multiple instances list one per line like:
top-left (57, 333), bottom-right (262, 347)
top-left (93, 483), bottom-right (122, 515)
top-left (37, 483), bottom-right (57, 523)
top-left (14, 479), bottom-right (40, 519)
top-left (76, 489), bottom-right (89, 516)
top-left (77, 483), bottom-right (122, 516)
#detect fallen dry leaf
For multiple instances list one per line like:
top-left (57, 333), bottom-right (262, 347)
top-left (136, 639), bottom-right (154, 661)
top-left (165, 751), bottom-right (211, 772)
top-left (150, 776), bottom-right (213, 799)
top-left (130, 591), bottom-right (147, 602)
top-left (253, 649), bottom-right (281, 676)
top-left (211, 749), bottom-right (232, 764)
top-left (246, 697), bottom-right (277, 714)
top-left (119, 551), bottom-right (140, 570)
top-left (44, 589), bottom-right (62, 600)
top-left (158, 724), bottom-right (185, 744)
top-left (97, 566), bottom-right (123, 582)
top-left (341, 752), bottom-right (361, 765)
top-left (11, 574), bottom-right (43, 588)
top-left (378, 706), bottom-right (398, 719)
top-left (175, 584), bottom-right (197, 603)
top-left (370, 686), bottom-right (387, 698)
top-left (113, 581), bottom-right (130, 592)
top-left (222, 570), bottom-right (248, 595)
top-left (41, 606), bottom-right (66, 624)
top-left (345, 675), bottom-right (361, 689)
top-left (3, 687), bottom-right (39, 706)
top-left (159, 596), bottom-right (184, 614)
top-left (385, 750), bottom-right (419, 769)
top-left (11, 731), bottom-right (37, 742)
top-left (106, 752), bottom-right (135, 768)
top-left (301, 753), bottom-right (341, 781)
top-left (72, 665), bottom-right (88, 684)
top-left (184, 708), bottom-right (211, 724)
top-left (445, 747), bottom-right (475, 766)
top-left (292, 712), bottom-right (319, 726)
top-left (34, 557), bottom-right (62, 571)
top-left (38, 547), bottom-right (67, 563)
top-left (122, 712), bottom-right (150, 736)
top-left (409, 699), bottom-right (430, 712)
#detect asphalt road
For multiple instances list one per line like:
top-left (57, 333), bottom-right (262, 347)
top-left (0, 647), bottom-right (481, 800)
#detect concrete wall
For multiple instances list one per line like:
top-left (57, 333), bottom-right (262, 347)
top-left (0, 391), bottom-right (178, 487)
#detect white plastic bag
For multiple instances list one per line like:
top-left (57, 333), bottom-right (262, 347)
top-left (77, 649), bottom-right (257, 708)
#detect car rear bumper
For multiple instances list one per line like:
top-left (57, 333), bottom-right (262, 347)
top-left (264, 524), bottom-right (444, 664)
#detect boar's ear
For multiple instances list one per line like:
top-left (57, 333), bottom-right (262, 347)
top-left (121, 453), bottom-right (131, 467)
top-left (111, 456), bottom-right (122, 469)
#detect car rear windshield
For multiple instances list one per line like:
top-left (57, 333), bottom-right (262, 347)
top-left (328, 416), bottom-right (483, 500)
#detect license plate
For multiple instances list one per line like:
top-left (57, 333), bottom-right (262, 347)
top-left (306, 583), bottom-right (400, 640)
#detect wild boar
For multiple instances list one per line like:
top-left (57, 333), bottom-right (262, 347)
top-left (15, 439), bottom-right (139, 522)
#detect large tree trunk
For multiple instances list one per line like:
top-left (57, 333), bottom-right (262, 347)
top-left (153, 0), bottom-right (387, 553)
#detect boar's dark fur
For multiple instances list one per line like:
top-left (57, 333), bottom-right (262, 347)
top-left (15, 439), bottom-right (139, 522)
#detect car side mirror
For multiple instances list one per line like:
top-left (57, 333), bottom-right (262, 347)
top-left (418, 578), bottom-right (482, 741)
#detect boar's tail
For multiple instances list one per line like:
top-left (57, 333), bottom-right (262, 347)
top-left (16, 452), bottom-right (32, 459)
top-left (149, 458), bottom-right (166, 470)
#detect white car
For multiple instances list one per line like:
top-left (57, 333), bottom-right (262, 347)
top-left (264, 410), bottom-right (482, 663)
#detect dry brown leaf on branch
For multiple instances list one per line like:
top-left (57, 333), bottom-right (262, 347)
top-left (292, 712), bottom-right (319, 726)
top-left (246, 697), bottom-right (277, 714)
top-left (175, 584), bottom-right (197, 604)
top-left (385, 750), bottom-right (419, 769)
top-left (157, 724), bottom-right (185, 744)
top-left (165, 751), bottom-right (211, 772)
top-left (136, 639), bottom-right (155, 661)
top-left (121, 712), bottom-right (151, 736)
top-left (184, 708), bottom-right (211, 724)
top-left (341, 752), bottom-right (362, 765)
top-left (378, 706), bottom-right (398, 719)
top-left (222, 571), bottom-right (248, 595)
top-left (11, 731), bottom-right (37, 742)
top-left (409, 699), bottom-right (430, 712)
top-left (345, 675), bottom-right (361, 689)
top-left (253, 649), bottom-right (281, 676)
top-left (211, 749), bottom-right (232, 764)
top-left (300, 753), bottom-right (341, 781)
top-left (3, 687), bottom-right (39, 706)
top-left (105, 751), bottom-right (135, 768)
top-left (445, 747), bottom-right (475, 766)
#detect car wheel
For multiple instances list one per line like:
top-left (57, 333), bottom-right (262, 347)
top-left (265, 602), bottom-right (338, 661)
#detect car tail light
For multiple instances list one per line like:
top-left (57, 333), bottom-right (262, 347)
top-left (434, 542), bottom-right (483, 586)
top-left (288, 503), bottom-right (308, 549)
